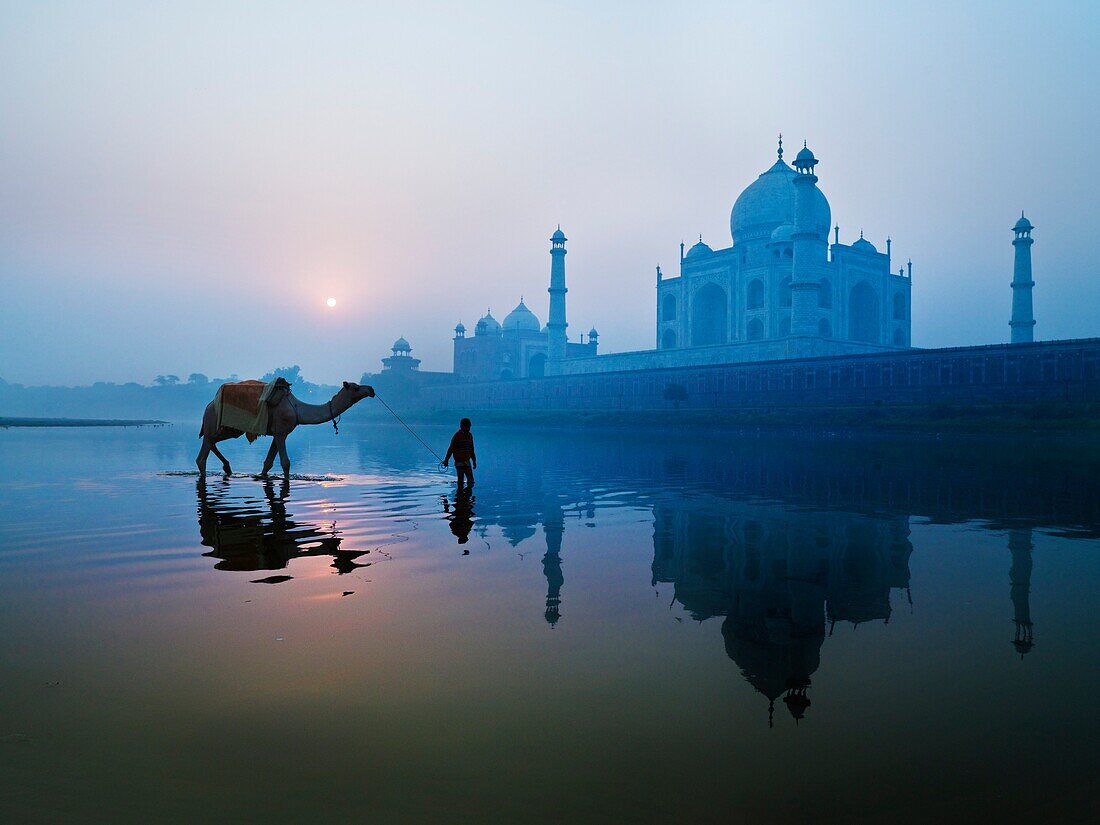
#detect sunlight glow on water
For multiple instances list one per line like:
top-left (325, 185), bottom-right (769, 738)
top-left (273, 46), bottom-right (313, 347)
top-left (1, 423), bottom-right (1098, 821)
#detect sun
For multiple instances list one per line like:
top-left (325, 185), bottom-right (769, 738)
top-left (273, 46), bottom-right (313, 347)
top-left (326, 297), bottom-right (337, 308)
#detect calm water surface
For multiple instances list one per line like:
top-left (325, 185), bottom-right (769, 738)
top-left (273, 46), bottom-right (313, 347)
top-left (1, 423), bottom-right (1098, 823)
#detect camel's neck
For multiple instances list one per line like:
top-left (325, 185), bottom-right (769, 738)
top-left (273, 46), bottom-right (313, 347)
top-left (288, 390), bottom-right (356, 425)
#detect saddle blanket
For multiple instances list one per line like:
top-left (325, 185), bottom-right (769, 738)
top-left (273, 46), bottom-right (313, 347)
top-left (215, 379), bottom-right (281, 442)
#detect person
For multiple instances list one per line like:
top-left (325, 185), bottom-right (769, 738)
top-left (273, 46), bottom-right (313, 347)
top-left (442, 417), bottom-right (476, 489)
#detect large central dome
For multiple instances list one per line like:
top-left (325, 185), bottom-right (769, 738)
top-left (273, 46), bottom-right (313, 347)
top-left (730, 157), bottom-right (831, 245)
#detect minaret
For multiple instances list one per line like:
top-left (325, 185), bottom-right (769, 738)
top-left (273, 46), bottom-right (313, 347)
top-left (1008, 528), bottom-right (1035, 657)
top-left (790, 141), bottom-right (826, 336)
top-left (547, 226), bottom-right (568, 369)
top-left (1010, 212), bottom-right (1035, 344)
top-left (542, 506), bottom-right (565, 627)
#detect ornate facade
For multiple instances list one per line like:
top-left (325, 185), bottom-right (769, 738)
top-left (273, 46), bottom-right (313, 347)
top-left (656, 138), bottom-right (912, 358)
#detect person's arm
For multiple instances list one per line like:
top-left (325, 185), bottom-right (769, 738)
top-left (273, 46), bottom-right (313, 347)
top-left (443, 434), bottom-right (455, 466)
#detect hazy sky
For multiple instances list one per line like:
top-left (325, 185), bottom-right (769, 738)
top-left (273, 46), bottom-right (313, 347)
top-left (2, 1), bottom-right (1098, 385)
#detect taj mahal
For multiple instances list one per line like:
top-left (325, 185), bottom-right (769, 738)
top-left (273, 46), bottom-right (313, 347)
top-left (371, 137), bottom-right (1056, 397)
top-left (447, 136), bottom-right (916, 382)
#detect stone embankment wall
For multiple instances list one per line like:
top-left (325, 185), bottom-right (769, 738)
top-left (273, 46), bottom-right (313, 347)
top-left (424, 338), bottom-right (1100, 412)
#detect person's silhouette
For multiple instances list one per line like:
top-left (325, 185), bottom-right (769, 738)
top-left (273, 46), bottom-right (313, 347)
top-left (442, 418), bottom-right (476, 490)
top-left (442, 492), bottom-right (475, 552)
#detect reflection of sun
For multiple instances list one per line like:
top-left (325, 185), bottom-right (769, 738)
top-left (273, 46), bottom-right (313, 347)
top-left (326, 297), bottom-right (337, 308)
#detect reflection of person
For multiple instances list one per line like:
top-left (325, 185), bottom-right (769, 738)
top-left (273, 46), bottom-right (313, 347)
top-left (442, 493), bottom-right (475, 552)
top-left (442, 418), bottom-right (477, 489)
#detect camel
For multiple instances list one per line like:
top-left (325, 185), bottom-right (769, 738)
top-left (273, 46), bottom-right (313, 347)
top-left (196, 380), bottom-right (375, 477)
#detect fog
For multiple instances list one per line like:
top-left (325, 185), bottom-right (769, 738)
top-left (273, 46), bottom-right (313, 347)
top-left (2, 1), bottom-right (1098, 385)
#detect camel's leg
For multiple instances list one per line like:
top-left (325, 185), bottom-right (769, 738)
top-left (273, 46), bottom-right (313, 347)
top-left (208, 439), bottom-right (233, 475)
top-left (260, 438), bottom-right (278, 477)
top-left (276, 435), bottom-right (291, 477)
top-left (196, 438), bottom-right (212, 474)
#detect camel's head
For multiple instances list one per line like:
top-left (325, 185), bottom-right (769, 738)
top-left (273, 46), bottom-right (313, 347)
top-left (342, 381), bottom-right (375, 402)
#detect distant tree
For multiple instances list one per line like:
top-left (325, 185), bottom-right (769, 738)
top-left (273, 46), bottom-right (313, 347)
top-left (262, 365), bottom-right (302, 385)
top-left (187, 373), bottom-right (210, 385)
top-left (154, 375), bottom-right (180, 386)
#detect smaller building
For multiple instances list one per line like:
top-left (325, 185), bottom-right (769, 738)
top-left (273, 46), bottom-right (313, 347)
top-left (361, 337), bottom-right (454, 402)
top-left (381, 337), bottom-right (420, 373)
top-left (453, 298), bottom-right (598, 381)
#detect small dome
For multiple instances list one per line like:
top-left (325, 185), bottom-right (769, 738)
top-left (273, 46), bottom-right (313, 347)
top-left (475, 311), bottom-right (501, 335)
top-left (503, 299), bottom-right (541, 333)
top-left (551, 226), bottom-right (567, 242)
top-left (794, 142), bottom-right (817, 171)
top-left (769, 223), bottom-right (794, 243)
top-left (454, 322), bottom-right (465, 333)
top-left (1014, 212), bottom-right (1033, 232)
top-left (588, 327), bottom-right (599, 337)
top-left (392, 337), bottom-right (411, 351)
top-left (685, 238), bottom-right (713, 259)
top-left (851, 233), bottom-right (877, 253)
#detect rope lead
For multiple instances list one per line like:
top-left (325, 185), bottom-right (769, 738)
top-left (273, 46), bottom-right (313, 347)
top-left (374, 393), bottom-right (447, 468)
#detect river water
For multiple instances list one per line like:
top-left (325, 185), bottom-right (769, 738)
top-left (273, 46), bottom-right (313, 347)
top-left (1, 422), bottom-right (1097, 822)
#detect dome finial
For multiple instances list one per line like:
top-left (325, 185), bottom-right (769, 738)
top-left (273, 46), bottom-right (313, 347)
top-left (860, 229), bottom-right (864, 239)
top-left (699, 233), bottom-right (703, 243)
top-left (777, 133), bottom-right (783, 160)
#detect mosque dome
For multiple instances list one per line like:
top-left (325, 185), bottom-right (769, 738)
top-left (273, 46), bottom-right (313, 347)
top-left (685, 238), bottom-right (713, 259)
top-left (475, 311), bottom-right (501, 336)
top-left (392, 336), bottom-right (411, 352)
top-left (851, 233), bottom-right (877, 253)
top-left (588, 326), bottom-right (599, 338)
top-left (503, 299), bottom-right (541, 333)
top-left (1014, 212), bottom-right (1033, 232)
top-left (730, 154), bottom-right (831, 245)
top-left (551, 226), bottom-right (567, 242)
top-left (769, 223), bottom-right (794, 244)
top-left (454, 322), bottom-right (466, 334)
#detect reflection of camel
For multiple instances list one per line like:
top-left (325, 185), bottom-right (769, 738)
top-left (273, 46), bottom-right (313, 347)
top-left (196, 478), bottom-right (370, 575)
top-left (196, 381), bottom-right (375, 476)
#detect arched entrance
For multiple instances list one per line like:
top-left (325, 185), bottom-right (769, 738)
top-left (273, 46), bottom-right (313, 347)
top-left (662, 329), bottom-right (677, 349)
top-left (528, 353), bottom-right (546, 378)
top-left (663, 294), bottom-right (677, 321)
top-left (692, 283), bottom-right (727, 346)
top-left (849, 282), bottom-right (879, 343)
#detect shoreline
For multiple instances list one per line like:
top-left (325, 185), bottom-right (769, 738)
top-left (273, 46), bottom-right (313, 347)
top-left (0, 417), bottom-right (169, 428)
top-left (398, 402), bottom-right (1100, 437)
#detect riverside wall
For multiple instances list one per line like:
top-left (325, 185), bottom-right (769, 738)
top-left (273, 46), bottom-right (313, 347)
top-left (423, 338), bottom-right (1100, 412)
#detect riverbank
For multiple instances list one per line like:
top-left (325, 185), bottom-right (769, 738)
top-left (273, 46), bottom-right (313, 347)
top-left (413, 402), bottom-right (1100, 435)
top-left (0, 417), bottom-right (168, 428)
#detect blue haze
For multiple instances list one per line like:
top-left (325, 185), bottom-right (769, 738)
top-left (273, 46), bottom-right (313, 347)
top-left (1, 1), bottom-right (1098, 384)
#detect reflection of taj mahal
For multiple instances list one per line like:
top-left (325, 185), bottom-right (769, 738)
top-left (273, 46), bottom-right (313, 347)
top-left (447, 137), bottom-right (915, 382)
top-left (650, 497), bottom-right (915, 726)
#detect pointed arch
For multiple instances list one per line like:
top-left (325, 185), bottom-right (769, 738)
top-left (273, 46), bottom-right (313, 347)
top-left (663, 294), bottom-right (677, 321)
top-left (849, 282), bottom-right (879, 343)
top-left (692, 283), bottom-right (727, 346)
top-left (747, 279), bottom-right (765, 310)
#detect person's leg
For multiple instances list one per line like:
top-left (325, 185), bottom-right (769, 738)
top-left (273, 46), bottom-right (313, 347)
top-left (461, 465), bottom-right (474, 488)
top-left (454, 464), bottom-right (464, 490)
